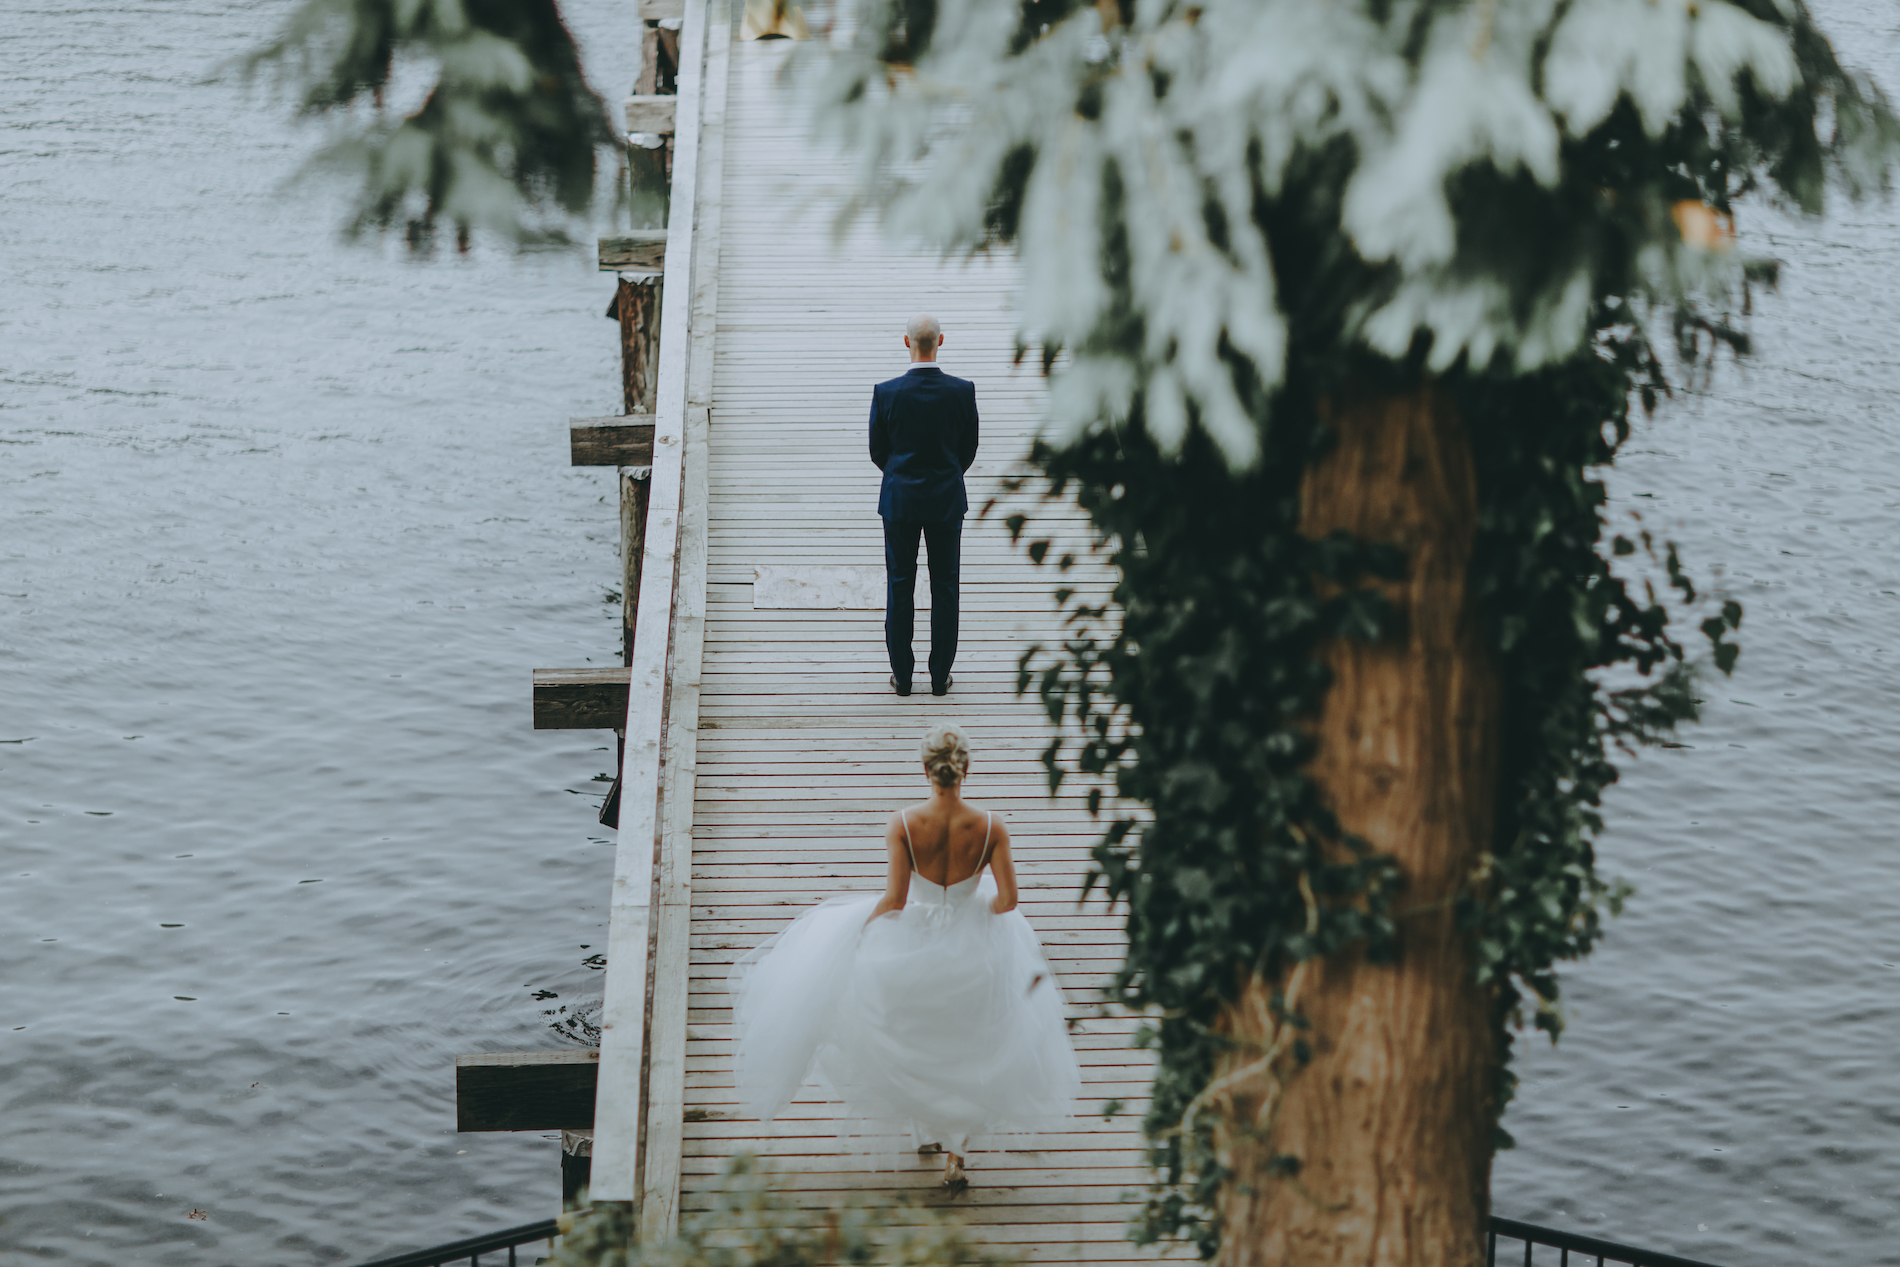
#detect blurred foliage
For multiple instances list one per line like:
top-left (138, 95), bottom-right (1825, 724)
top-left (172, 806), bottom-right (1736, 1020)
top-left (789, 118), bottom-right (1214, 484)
top-left (548, 1155), bottom-right (1020, 1266)
top-left (805, 0), bottom-right (1900, 460)
top-left (800, 0), bottom-right (1900, 1252)
top-left (238, 0), bottom-right (619, 247)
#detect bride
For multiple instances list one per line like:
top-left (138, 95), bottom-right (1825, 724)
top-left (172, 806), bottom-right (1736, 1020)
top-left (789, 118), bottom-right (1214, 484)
top-left (727, 723), bottom-right (1081, 1187)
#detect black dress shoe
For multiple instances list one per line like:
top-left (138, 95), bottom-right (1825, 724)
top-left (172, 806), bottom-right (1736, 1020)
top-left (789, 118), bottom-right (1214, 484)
top-left (890, 674), bottom-right (913, 697)
top-left (931, 676), bottom-right (953, 697)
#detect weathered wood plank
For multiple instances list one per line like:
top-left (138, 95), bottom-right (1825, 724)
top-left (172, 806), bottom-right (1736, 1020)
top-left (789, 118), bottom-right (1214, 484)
top-left (532, 667), bottom-right (630, 730)
top-left (679, 1128), bottom-right (1156, 1152)
top-left (456, 1049), bottom-right (599, 1132)
top-left (625, 94), bottom-right (679, 134)
top-left (622, 469), bottom-right (653, 659)
top-left (609, 278), bottom-right (663, 415)
top-left (599, 231), bottom-right (669, 273)
top-left (571, 416), bottom-right (657, 467)
top-left (688, 912), bottom-right (1132, 934)
top-left (640, 36), bottom-right (727, 1229)
top-left (639, 0), bottom-right (731, 1236)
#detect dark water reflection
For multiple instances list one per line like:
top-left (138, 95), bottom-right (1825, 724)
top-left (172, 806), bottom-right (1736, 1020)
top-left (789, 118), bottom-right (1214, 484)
top-left (4, 1), bottom-right (1900, 1264)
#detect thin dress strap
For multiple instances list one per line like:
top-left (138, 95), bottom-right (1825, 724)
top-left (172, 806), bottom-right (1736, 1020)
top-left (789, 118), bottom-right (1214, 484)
top-left (899, 809), bottom-right (919, 873)
top-left (976, 811), bottom-right (995, 871)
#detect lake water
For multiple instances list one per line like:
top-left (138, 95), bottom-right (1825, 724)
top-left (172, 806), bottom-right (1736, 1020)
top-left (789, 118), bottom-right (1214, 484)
top-left (3, 2), bottom-right (1899, 1264)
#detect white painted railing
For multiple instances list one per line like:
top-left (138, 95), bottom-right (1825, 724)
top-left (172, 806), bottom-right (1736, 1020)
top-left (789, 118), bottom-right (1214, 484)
top-left (590, 0), bottom-right (716, 1213)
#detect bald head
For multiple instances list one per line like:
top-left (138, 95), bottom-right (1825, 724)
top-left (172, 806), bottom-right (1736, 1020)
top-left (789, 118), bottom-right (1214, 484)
top-left (905, 313), bottom-right (942, 362)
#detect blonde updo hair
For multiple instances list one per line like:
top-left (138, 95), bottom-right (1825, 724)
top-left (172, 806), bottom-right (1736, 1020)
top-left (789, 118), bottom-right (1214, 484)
top-left (920, 723), bottom-right (971, 787)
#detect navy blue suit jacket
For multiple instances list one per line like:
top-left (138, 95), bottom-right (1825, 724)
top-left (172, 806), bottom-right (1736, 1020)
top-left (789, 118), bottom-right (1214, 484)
top-left (869, 365), bottom-right (979, 522)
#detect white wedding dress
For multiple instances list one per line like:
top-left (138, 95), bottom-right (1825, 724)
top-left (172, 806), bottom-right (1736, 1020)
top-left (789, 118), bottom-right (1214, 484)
top-left (727, 811), bottom-right (1081, 1155)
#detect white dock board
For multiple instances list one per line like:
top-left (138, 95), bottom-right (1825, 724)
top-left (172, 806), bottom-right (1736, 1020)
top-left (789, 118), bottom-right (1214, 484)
top-left (752, 565), bottom-right (890, 610)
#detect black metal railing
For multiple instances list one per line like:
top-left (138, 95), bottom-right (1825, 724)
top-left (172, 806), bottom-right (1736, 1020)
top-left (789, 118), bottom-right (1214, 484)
top-left (356, 1213), bottom-right (1728, 1267)
top-left (352, 1217), bottom-right (561, 1267)
top-left (1490, 1216), bottom-right (1727, 1267)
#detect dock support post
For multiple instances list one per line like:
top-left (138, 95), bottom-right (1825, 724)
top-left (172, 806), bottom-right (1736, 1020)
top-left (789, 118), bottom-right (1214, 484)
top-left (561, 1130), bottom-right (593, 1211)
top-left (610, 277), bottom-right (661, 665)
top-left (614, 277), bottom-right (662, 418)
top-left (620, 470), bottom-right (651, 666)
top-left (628, 0), bottom-right (681, 224)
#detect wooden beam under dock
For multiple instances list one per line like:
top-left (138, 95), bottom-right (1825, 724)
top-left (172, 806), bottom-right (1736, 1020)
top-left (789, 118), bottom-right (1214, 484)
top-left (571, 416), bottom-right (656, 467)
top-left (533, 668), bottom-right (630, 730)
top-left (599, 231), bottom-right (668, 273)
top-left (625, 95), bottom-right (679, 135)
top-left (455, 1049), bottom-right (598, 1132)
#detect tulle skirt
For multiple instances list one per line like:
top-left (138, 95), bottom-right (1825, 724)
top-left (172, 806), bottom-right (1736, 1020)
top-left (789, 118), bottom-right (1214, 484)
top-left (727, 874), bottom-right (1081, 1155)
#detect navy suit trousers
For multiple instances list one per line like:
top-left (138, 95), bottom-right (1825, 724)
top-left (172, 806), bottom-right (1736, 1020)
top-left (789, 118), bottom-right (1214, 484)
top-left (883, 517), bottom-right (960, 687)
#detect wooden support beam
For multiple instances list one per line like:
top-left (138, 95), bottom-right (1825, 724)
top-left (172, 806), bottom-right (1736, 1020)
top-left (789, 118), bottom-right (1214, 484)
top-left (607, 278), bottom-right (664, 416)
top-left (599, 232), bottom-right (668, 273)
top-left (636, 24), bottom-right (676, 96)
top-left (627, 135), bottom-right (672, 229)
top-left (625, 95), bottom-right (679, 135)
top-left (533, 668), bottom-right (631, 730)
top-left (605, 275), bottom-right (662, 662)
top-left (455, 1050), bottom-right (598, 1132)
top-left (571, 417), bottom-right (656, 467)
top-left (562, 1130), bottom-right (593, 1210)
top-left (622, 470), bottom-right (652, 663)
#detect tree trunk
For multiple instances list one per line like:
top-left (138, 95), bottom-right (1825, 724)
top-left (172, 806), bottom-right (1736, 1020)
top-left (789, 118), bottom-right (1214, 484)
top-left (1216, 386), bottom-right (1499, 1267)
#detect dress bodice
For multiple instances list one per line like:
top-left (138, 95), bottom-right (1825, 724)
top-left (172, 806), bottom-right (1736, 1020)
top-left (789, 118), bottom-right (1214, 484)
top-left (906, 871), bottom-right (985, 905)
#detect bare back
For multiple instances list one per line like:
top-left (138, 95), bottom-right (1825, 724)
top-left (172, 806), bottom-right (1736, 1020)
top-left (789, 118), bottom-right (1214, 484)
top-left (901, 801), bottom-right (999, 886)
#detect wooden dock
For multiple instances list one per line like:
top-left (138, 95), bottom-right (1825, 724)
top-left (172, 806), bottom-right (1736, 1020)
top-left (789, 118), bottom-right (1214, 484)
top-left (584, 1), bottom-right (1189, 1258)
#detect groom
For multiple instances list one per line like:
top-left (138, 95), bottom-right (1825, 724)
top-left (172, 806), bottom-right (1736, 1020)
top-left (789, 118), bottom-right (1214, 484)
top-left (869, 314), bottom-right (978, 697)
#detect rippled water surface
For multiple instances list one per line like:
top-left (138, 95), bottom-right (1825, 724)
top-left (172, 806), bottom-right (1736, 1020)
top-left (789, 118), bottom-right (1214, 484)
top-left (3, 2), bottom-right (635, 1261)
top-left (5, 2), bottom-right (1900, 1264)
